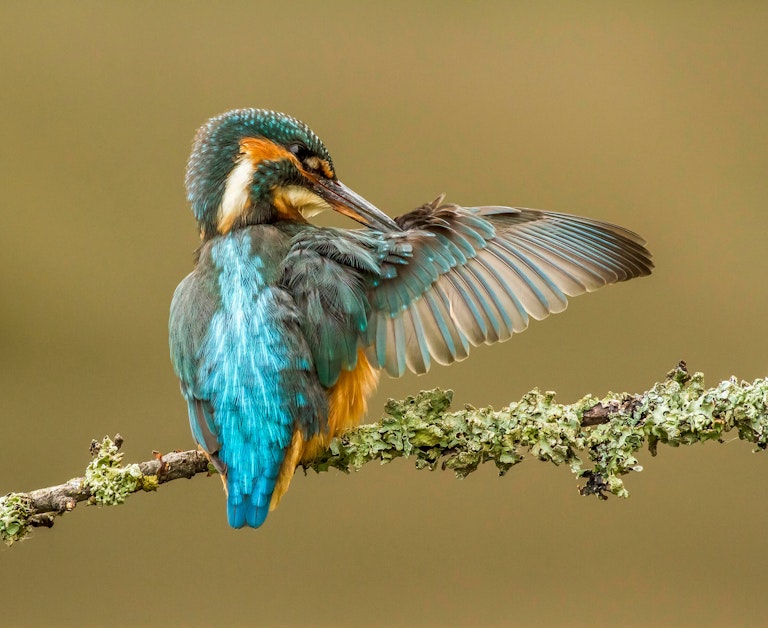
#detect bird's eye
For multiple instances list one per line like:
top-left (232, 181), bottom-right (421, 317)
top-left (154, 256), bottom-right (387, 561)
top-left (287, 142), bottom-right (333, 179)
top-left (287, 142), bottom-right (310, 161)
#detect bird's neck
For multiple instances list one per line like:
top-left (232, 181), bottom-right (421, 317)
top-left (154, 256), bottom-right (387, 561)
top-left (196, 223), bottom-right (293, 276)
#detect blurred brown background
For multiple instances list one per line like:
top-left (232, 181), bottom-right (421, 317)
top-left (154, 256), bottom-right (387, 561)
top-left (1, 2), bottom-right (767, 626)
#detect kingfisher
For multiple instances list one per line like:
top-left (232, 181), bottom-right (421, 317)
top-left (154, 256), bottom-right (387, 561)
top-left (169, 108), bottom-right (653, 529)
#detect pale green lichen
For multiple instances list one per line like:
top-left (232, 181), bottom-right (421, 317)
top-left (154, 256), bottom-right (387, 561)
top-left (140, 474), bottom-right (160, 491)
top-left (313, 388), bottom-right (593, 478)
top-left (581, 367), bottom-right (768, 497)
top-left (84, 437), bottom-right (145, 505)
top-left (0, 493), bottom-right (33, 545)
top-left (309, 365), bottom-right (768, 500)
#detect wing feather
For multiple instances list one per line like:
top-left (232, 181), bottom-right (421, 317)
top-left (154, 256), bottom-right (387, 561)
top-left (365, 198), bottom-right (652, 375)
top-left (282, 227), bottom-right (389, 387)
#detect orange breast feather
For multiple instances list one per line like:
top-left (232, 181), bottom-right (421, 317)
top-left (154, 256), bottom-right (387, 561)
top-left (269, 350), bottom-right (380, 511)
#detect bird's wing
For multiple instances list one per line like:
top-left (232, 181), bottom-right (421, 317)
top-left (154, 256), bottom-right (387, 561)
top-left (280, 228), bottom-right (392, 388)
top-left (364, 196), bottom-right (653, 377)
top-left (168, 268), bottom-right (224, 468)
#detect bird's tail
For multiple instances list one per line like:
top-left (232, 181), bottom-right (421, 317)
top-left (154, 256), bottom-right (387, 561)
top-left (226, 474), bottom-right (275, 529)
top-left (225, 429), bottom-right (305, 528)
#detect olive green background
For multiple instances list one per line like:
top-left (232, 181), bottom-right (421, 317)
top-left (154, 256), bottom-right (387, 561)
top-left (1, 2), bottom-right (766, 626)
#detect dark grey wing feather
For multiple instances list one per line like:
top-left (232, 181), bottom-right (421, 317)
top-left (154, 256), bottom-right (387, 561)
top-left (281, 228), bottom-right (390, 388)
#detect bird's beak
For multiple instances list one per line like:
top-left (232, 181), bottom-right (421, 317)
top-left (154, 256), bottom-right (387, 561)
top-left (311, 178), bottom-right (399, 231)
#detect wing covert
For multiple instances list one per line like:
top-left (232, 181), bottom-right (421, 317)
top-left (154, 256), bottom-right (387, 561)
top-left (281, 228), bottom-right (393, 388)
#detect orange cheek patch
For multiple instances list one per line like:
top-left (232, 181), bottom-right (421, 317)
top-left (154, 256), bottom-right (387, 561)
top-left (239, 137), bottom-right (298, 166)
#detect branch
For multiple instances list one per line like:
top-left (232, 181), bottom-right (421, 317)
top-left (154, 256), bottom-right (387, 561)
top-left (0, 438), bottom-right (212, 545)
top-left (2, 362), bottom-right (766, 545)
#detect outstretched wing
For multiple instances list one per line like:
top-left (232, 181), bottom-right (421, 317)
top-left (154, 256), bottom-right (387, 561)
top-left (364, 196), bottom-right (653, 377)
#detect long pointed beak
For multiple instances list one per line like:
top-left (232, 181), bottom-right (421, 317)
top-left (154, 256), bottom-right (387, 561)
top-left (311, 178), bottom-right (400, 231)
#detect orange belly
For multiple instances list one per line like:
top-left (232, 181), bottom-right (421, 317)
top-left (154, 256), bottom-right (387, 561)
top-left (269, 350), bottom-right (380, 511)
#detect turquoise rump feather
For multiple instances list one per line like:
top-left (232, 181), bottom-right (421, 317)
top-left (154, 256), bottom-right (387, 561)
top-left (169, 109), bottom-right (653, 528)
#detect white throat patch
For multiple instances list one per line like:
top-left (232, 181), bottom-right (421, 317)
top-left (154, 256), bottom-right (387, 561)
top-left (218, 156), bottom-right (255, 232)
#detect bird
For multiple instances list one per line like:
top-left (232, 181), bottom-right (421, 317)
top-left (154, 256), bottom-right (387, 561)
top-left (169, 108), bottom-right (653, 529)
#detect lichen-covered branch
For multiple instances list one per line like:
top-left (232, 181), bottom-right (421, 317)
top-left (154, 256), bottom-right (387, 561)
top-left (2, 363), bottom-right (766, 545)
top-left (307, 362), bottom-right (768, 498)
top-left (0, 438), bottom-right (212, 545)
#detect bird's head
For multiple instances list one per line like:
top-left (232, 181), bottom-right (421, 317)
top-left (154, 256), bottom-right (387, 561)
top-left (185, 108), bottom-right (397, 238)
